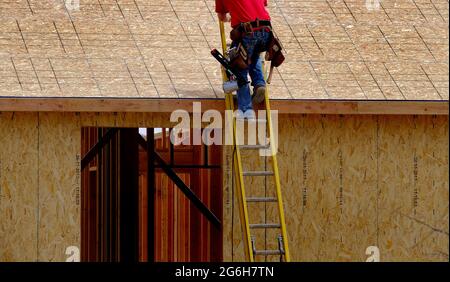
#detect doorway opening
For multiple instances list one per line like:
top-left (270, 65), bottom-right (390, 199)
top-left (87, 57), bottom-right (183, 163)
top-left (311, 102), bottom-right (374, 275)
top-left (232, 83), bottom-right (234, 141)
top-left (80, 127), bottom-right (222, 262)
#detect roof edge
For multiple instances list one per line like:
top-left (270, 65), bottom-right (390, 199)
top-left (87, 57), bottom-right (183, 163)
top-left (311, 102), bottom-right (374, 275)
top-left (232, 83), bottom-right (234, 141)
top-left (0, 98), bottom-right (448, 115)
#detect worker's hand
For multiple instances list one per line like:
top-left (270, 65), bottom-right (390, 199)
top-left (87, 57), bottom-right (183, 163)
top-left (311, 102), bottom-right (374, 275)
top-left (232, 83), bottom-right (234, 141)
top-left (217, 12), bottom-right (231, 22)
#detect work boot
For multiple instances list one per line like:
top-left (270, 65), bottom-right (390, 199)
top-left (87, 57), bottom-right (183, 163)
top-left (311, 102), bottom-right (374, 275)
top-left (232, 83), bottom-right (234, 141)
top-left (252, 86), bottom-right (266, 104)
top-left (236, 110), bottom-right (256, 120)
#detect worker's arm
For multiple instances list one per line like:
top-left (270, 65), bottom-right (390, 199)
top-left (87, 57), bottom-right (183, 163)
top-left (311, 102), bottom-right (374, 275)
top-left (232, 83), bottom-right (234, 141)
top-left (215, 0), bottom-right (230, 22)
top-left (217, 12), bottom-right (231, 22)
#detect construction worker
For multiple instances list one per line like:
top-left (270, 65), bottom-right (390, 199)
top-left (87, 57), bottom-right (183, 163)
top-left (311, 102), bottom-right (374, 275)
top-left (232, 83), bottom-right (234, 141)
top-left (216, 0), bottom-right (272, 119)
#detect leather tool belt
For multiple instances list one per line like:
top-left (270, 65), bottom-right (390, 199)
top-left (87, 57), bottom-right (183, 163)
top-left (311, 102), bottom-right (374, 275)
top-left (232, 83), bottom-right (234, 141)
top-left (228, 19), bottom-right (284, 72)
top-left (230, 19), bottom-right (272, 42)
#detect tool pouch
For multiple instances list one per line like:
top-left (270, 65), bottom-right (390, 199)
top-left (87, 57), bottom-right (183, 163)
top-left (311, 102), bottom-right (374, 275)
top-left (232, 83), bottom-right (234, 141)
top-left (228, 43), bottom-right (250, 70)
top-left (265, 31), bottom-right (285, 68)
top-left (230, 22), bottom-right (253, 42)
top-left (230, 28), bottom-right (242, 42)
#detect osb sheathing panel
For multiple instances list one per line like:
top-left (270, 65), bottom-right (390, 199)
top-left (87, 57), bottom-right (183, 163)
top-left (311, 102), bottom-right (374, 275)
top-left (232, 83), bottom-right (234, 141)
top-left (0, 112), bottom-right (81, 261)
top-left (0, 0), bottom-right (448, 100)
top-left (223, 114), bottom-right (449, 262)
top-left (1, 112), bottom-right (448, 261)
top-left (0, 111), bottom-right (211, 262)
top-left (378, 115), bottom-right (450, 261)
top-left (37, 112), bottom-right (81, 261)
top-left (0, 112), bottom-right (38, 261)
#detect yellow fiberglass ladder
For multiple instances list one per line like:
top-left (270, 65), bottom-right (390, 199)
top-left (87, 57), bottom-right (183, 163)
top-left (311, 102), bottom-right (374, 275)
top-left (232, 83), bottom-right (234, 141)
top-left (216, 20), bottom-right (290, 262)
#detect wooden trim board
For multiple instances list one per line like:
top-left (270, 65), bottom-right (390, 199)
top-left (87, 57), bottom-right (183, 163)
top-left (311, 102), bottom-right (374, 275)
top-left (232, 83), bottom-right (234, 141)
top-left (0, 98), bottom-right (448, 115)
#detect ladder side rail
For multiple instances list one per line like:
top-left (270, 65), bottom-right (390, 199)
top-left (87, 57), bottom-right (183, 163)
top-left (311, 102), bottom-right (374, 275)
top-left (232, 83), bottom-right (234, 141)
top-left (220, 20), bottom-right (254, 262)
top-left (263, 68), bottom-right (291, 262)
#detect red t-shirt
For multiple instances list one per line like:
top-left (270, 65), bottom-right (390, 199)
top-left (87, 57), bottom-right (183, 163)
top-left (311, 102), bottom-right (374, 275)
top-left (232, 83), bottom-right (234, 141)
top-left (216, 0), bottom-right (270, 28)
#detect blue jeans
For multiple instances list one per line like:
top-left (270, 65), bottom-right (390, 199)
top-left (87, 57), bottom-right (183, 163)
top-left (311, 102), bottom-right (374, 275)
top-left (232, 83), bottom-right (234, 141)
top-left (233, 30), bottom-right (271, 112)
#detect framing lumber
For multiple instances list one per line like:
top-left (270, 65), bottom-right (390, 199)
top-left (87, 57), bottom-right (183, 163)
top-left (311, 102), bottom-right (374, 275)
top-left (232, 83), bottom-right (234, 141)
top-left (0, 98), bottom-right (448, 115)
top-left (138, 135), bottom-right (221, 228)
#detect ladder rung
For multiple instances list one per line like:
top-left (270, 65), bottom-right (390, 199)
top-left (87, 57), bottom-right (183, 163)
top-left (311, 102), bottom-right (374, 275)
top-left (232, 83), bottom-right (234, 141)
top-left (235, 118), bottom-right (267, 123)
top-left (243, 171), bottom-right (274, 176)
top-left (239, 144), bottom-right (270, 150)
top-left (254, 249), bottom-right (285, 256)
top-left (250, 223), bottom-right (281, 229)
top-left (247, 197), bottom-right (277, 202)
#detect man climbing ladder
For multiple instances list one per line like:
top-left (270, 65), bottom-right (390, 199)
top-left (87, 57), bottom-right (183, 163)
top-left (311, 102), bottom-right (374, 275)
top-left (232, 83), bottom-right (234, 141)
top-left (215, 0), bottom-right (272, 119)
top-left (214, 0), bottom-right (291, 262)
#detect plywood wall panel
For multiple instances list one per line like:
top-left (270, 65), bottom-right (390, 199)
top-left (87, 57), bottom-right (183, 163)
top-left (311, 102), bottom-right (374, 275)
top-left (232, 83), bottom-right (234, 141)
top-left (278, 114), bottom-right (327, 261)
top-left (225, 114), bottom-right (448, 262)
top-left (378, 115), bottom-right (449, 261)
top-left (0, 112), bottom-right (38, 261)
top-left (289, 115), bottom-right (322, 260)
top-left (426, 115), bottom-right (450, 261)
top-left (274, 115), bottom-right (378, 262)
top-left (377, 115), bottom-right (416, 261)
top-left (418, 115), bottom-right (449, 261)
top-left (1, 111), bottom-right (447, 262)
top-left (37, 113), bottom-right (81, 261)
top-left (316, 115), bottom-right (343, 261)
top-left (336, 115), bottom-right (378, 261)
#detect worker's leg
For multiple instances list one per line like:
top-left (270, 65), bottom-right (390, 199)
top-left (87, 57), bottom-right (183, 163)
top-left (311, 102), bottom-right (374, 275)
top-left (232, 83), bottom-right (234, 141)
top-left (235, 35), bottom-right (257, 113)
top-left (248, 30), bottom-right (271, 86)
top-left (235, 29), bottom-right (270, 111)
top-left (248, 56), bottom-right (265, 89)
top-left (248, 30), bottom-right (271, 103)
top-left (236, 68), bottom-right (253, 112)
